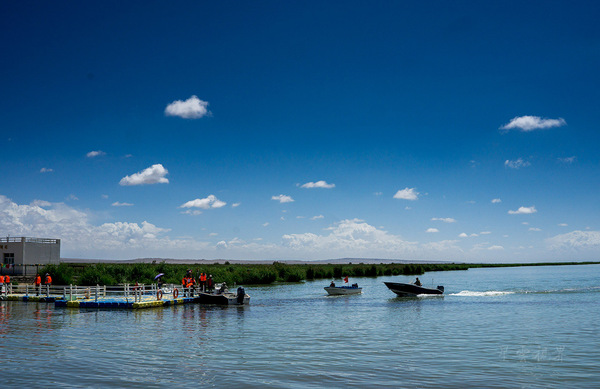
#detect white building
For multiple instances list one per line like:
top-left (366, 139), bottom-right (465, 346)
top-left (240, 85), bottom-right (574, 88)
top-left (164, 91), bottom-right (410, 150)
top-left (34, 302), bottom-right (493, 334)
top-left (0, 237), bottom-right (61, 276)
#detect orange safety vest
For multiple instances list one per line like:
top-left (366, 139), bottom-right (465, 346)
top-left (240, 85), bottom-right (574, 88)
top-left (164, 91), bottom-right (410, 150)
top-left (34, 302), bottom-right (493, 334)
top-left (200, 273), bottom-right (207, 282)
top-left (4, 275), bottom-right (9, 283)
top-left (0, 275), bottom-right (4, 284)
top-left (35, 275), bottom-right (41, 285)
top-left (45, 275), bottom-right (52, 284)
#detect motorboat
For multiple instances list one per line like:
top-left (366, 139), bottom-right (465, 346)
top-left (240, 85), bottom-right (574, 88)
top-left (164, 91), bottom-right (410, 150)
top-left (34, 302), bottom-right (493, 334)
top-left (324, 283), bottom-right (362, 295)
top-left (197, 283), bottom-right (250, 305)
top-left (384, 282), bottom-right (444, 297)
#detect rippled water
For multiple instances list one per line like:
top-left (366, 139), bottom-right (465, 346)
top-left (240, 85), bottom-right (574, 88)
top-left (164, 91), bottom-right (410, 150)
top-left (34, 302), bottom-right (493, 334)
top-left (2, 264), bottom-right (599, 388)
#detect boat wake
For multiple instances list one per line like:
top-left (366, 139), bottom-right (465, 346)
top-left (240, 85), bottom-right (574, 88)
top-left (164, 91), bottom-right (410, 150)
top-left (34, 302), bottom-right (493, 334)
top-left (450, 290), bottom-right (515, 297)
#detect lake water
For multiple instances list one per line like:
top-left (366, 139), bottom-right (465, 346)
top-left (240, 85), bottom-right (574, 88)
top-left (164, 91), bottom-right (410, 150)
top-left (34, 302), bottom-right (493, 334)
top-left (1, 264), bottom-right (599, 388)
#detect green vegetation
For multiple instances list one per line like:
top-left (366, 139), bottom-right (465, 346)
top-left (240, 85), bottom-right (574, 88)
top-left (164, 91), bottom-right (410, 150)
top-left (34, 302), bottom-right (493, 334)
top-left (38, 260), bottom-right (600, 286)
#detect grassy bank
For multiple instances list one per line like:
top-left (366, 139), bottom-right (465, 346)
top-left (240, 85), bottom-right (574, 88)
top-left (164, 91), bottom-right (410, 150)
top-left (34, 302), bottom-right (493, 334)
top-left (38, 261), bottom-right (600, 287)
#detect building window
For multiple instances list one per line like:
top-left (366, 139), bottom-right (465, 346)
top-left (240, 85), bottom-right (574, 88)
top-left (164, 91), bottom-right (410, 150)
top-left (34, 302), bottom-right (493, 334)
top-left (3, 253), bottom-right (14, 265)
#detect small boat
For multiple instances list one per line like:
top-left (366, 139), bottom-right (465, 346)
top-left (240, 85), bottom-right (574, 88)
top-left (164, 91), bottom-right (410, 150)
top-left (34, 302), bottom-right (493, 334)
top-left (197, 283), bottom-right (250, 305)
top-left (324, 283), bottom-right (362, 295)
top-left (384, 282), bottom-right (444, 297)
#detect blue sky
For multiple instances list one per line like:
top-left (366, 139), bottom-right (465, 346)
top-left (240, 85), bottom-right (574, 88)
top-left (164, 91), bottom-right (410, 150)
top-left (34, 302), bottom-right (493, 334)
top-left (1, 1), bottom-right (599, 262)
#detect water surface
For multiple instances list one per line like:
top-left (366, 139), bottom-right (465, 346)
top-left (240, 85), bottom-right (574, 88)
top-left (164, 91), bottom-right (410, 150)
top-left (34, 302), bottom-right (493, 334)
top-left (1, 264), bottom-right (599, 388)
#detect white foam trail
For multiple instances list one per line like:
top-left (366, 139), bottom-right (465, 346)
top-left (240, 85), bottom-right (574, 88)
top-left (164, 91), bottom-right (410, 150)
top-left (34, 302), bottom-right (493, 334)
top-left (450, 290), bottom-right (515, 297)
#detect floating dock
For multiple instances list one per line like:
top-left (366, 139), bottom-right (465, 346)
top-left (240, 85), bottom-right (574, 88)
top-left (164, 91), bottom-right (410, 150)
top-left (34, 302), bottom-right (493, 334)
top-left (1, 284), bottom-right (219, 310)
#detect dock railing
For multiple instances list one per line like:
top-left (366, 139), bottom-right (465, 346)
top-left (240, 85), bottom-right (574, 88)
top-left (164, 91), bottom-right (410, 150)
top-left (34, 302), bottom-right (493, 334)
top-left (3, 283), bottom-right (199, 302)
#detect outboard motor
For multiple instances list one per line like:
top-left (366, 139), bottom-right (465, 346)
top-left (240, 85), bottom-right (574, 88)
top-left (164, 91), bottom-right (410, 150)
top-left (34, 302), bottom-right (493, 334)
top-left (437, 286), bottom-right (444, 293)
top-left (237, 286), bottom-right (245, 304)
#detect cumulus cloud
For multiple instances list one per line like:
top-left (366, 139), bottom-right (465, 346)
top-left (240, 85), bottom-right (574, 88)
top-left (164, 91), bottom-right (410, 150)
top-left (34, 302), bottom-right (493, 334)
top-left (119, 164), bottom-right (169, 186)
top-left (0, 195), bottom-right (206, 259)
top-left (393, 187), bottom-right (419, 200)
top-left (272, 194), bottom-right (294, 203)
top-left (300, 180), bottom-right (335, 189)
top-left (500, 116), bottom-right (566, 132)
top-left (87, 150), bottom-right (106, 158)
top-left (508, 206), bottom-right (537, 215)
top-left (282, 219), bottom-right (418, 256)
top-left (491, 198), bottom-right (502, 204)
top-left (180, 195), bottom-right (226, 210)
top-left (40, 168), bottom-right (53, 173)
top-left (547, 230), bottom-right (600, 251)
top-left (426, 228), bottom-right (439, 233)
top-left (164, 95), bottom-right (210, 119)
top-left (458, 233), bottom-right (468, 238)
top-left (431, 217), bottom-right (456, 223)
top-left (505, 158), bottom-right (531, 169)
top-left (112, 202), bottom-right (133, 207)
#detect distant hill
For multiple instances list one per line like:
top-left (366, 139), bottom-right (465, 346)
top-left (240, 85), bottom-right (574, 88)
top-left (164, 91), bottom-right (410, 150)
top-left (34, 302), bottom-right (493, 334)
top-left (61, 257), bottom-right (456, 265)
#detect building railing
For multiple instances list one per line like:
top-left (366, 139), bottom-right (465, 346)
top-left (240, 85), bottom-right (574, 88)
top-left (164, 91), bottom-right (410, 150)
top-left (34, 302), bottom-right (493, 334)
top-left (0, 237), bottom-right (60, 244)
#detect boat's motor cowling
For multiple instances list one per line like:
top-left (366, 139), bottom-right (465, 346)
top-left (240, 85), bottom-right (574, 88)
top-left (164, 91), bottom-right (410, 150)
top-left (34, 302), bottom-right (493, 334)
top-left (437, 286), bottom-right (444, 293)
top-left (237, 286), bottom-right (245, 304)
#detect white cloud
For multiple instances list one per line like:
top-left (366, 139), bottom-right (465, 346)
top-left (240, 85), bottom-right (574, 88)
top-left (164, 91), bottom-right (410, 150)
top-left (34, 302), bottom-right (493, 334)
top-left (500, 115), bottom-right (566, 132)
top-left (558, 156), bottom-right (576, 164)
top-left (262, 222), bottom-right (270, 227)
top-left (232, 203), bottom-right (241, 208)
top-left (164, 95), bottom-right (210, 119)
top-left (393, 187), bottom-right (419, 200)
top-left (558, 223), bottom-right (568, 227)
top-left (547, 230), bottom-right (600, 251)
top-left (0, 195), bottom-right (206, 259)
top-left (119, 164), bottom-right (169, 186)
top-left (426, 228), bottom-right (439, 233)
top-left (488, 245), bottom-right (504, 250)
top-left (374, 192), bottom-right (383, 196)
top-left (508, 206), bottom-right (537, 215)
top-left (180, 195), bottom-right (226, 210)
top-left (300, 180), bottom-right (335, 189)
top-left (86, 150), bottom-right (106, 158)
top-left (272, 194), bottom-right (294, 203)
top-left (431, 217), bottom-right (456, 223)
top-left (458, 233), bottom-right (468, 238)
top-left (480, 231), bottom-right (492, 235)
top-left (505, 158), bottom-right (531, 169)
top-left (491, 198), bottom-right (502, 204)
top-left (40, 167), bottom-right (53, 173)
top-left (67, 194), bottom-right (78, 201)
top-left (31, 200), bottom-right (52, 207)
top-left (112, 202), bottom-right (133, 207)
top-left (529, 227), bottom-right (542, 231)
top-left (311, 215), bottom-right (324, 220)
top-left (282, 219), bottom-right (418, 255)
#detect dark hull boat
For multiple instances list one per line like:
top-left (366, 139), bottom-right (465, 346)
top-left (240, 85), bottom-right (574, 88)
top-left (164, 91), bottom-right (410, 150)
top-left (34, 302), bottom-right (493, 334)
top-left (384, 282), bottom-right (444, 297)
top-left (197, 285), bottom-right (250, 305)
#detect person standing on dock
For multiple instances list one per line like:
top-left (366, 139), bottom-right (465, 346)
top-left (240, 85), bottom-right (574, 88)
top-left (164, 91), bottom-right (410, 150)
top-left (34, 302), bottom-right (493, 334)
top-left (0, 274), bottom-right (5, 295)
top-left (3, 274), bottom-right (9, 295)
top-left (35, 273), bottom-right (42, 295)
top-left (45, 273), bottom-right (52, 285)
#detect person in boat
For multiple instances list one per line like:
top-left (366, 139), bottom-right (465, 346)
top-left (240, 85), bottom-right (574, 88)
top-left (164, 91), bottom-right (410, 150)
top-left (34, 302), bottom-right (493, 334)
top-left (329, 281), bottom-right (335, 287)
top-left (414, 277), bottom-right (422, 286)
top-left (207, 275), bottom-right (214, 292)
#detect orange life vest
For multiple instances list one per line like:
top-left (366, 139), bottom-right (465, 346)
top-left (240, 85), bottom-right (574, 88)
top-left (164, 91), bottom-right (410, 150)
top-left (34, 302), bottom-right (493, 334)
top-left (0, 275), bottom-right (4, 283)
top-left (45, 275), bottom-right (52, 284)
top-left (35, 275), bottom-right (41, 285)
top-left (4, 275), bottom-right (9, 283)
